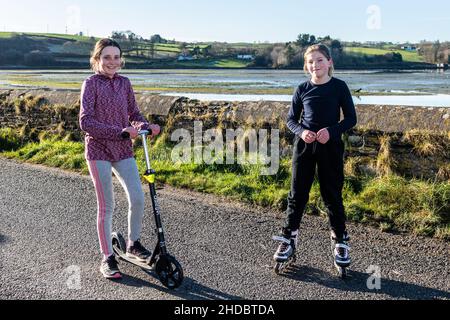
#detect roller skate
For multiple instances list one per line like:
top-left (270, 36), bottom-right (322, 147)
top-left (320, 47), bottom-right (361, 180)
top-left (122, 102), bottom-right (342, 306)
top-left (272, 228), bottom-right (298, 274)
top-left (330, 230), bottom-right (351, 279)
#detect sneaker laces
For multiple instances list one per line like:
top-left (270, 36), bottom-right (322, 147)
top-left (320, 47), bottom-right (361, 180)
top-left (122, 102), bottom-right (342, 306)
top-left (272, 235), bottom-right (291, 253)
top-left (279, 242), bottom-right (290, 253)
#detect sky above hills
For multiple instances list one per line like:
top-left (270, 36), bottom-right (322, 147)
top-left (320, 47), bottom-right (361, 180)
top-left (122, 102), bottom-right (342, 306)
top-left (1, 0), bottom-right (449, 43)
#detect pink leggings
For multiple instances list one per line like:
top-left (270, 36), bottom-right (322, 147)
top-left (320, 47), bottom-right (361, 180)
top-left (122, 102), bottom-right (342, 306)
top-left (87, 158), bottom-right (145, 258)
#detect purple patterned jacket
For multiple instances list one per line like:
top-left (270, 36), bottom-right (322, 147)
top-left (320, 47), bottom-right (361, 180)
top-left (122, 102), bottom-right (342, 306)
top-left (79, 73), bottom-right (149, 162)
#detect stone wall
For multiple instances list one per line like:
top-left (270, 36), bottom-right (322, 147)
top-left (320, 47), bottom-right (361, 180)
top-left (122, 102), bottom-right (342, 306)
top-left (1, 88), bottom-right (449, 132)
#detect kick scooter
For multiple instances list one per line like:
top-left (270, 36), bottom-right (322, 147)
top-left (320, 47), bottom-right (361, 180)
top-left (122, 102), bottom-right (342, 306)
top-left (112, 129), bottom-right (184, 289)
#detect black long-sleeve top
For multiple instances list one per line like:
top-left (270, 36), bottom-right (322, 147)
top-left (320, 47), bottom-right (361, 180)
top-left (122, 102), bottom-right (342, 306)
top-left (286, 77), bottom-right (357, 140)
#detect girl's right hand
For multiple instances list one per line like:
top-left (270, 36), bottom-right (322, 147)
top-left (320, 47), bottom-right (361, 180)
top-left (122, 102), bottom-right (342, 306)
top-left (123, 126), bottom-right (139, 139)
top-left (301, 130), bottom-right (317, 144)
top-left (149, 124), bottom-right (161, 137)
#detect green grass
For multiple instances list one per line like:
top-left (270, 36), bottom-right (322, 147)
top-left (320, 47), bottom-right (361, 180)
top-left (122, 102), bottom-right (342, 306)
top-left (344, 175), bottom-right (449, 237)
top-left (174, 58), bottom-right (250, 68)
top-left (154, 45), bottom-right (181, 53)
top-left (0, 31), bottom-right (95, 42)
top-left (0, 128), bottom-right (22, 151)
top-left (186, 44), bottom-right (211, 49)
top-left (0, 32), bottom-right (16, 38)
top-left (2, 138), bottom-right (86, 172)
top-left (344, 46), bottom-right (424, 63)
top-left (211, 59), bottom-right (250, 68)
top-left (2, 77), bottom-right (432, 95)
top-left (1, 132), bottom-right (448, 240)
top-left (6, 79), bottom-right (82, 90)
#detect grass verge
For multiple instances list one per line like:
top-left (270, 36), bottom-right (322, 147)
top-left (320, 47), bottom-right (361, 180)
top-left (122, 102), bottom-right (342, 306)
top-left (1, 130), bottom-right (448, 240)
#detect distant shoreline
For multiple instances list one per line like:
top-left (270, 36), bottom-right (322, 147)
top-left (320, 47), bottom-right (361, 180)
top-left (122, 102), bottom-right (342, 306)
top-left (0, 62), bottom-right (439, 71)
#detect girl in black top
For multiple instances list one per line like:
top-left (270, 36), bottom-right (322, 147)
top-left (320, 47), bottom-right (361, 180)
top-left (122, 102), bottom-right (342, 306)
top-left (273, 44), bottom-right (357, 268)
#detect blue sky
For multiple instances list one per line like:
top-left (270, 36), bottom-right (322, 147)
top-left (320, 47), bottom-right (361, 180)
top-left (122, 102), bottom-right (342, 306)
top-left (1, 0), bottom-right (449, 43)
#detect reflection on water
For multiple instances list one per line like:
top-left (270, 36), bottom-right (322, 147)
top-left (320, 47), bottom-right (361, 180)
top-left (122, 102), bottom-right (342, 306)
top-left (353, 94), bottom-right (450, 107)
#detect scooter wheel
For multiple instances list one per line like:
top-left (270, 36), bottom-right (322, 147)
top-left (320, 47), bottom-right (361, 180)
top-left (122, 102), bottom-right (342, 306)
top-left (155, 254), bottom-right (184, 289)
top-left (111, 232), bottom-right (126, 257)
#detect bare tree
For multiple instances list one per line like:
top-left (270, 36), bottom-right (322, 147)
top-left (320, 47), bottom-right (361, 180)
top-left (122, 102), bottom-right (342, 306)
top-left (271, 45), bottom-right (287, 68)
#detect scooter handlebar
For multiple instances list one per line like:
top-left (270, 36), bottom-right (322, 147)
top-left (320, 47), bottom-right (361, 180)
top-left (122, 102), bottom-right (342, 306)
top-left (138, 129), bottom-right (152, 136)
top-left (139, 129), bottom-right (153, 171)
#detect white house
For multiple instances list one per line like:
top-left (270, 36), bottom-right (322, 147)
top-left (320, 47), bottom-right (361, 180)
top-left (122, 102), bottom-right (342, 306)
top-left (401, 46), bottom-right (417, 51)
top-left (237, 54), bottom-right (254, 60)
top-left (178, 54), bottom-right (194, 61)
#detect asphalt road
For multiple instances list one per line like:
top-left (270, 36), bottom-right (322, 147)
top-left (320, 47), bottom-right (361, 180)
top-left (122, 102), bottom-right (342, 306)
top-left (0, 158), bottom-right (449, 300)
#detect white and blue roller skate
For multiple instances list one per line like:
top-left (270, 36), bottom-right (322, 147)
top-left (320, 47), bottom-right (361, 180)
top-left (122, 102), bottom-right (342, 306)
top-left (331, 230), bottom-right (351, 279)
top-left (272, 228), bottom-right (298, 274)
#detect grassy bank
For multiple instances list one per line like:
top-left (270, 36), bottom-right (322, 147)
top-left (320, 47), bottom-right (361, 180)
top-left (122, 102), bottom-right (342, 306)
top-left (1, 77), bottom-right (434, 96)
top-left (1, 128), bottom-right (448, 240)
top-left (344, 47), bottom-right (425, 63)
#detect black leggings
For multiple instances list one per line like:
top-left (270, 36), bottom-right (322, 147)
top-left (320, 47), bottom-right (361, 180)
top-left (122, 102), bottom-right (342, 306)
top-left (285, 137), bottom-right (347, 238)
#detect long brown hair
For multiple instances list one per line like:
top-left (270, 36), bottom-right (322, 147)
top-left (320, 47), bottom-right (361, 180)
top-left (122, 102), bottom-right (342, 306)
top-left (90, 38), bottom-right (125, 73)
top-left (303, 44), bottom-right (334, 76)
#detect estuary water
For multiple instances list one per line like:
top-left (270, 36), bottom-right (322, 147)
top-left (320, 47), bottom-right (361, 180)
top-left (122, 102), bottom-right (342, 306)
top-left (1, 69), bottom-right (449, 106)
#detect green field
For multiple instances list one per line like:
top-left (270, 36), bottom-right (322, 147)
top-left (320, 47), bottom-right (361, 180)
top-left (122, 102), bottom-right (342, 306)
top-left (154, 45), bottom-right (181, 53)
top-left (0, 32), bottom-right (15, 38)
top-left (345, 46), bottom-right (424, 63)
top-left (177, 58), bottom-right (249, 68)
top-left (0, 31), bottom-right (95, 41)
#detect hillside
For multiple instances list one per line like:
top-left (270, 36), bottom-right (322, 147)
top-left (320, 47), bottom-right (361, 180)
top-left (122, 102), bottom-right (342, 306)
top-left (0, 32), bottom-right (440, 69)
top-left (344, 46), bottom-right (424, 63)
top-left (0, 32), bottom-right (260, 69)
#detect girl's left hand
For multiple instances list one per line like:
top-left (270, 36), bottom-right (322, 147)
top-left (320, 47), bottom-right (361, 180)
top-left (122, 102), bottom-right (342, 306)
top-left (123, 126), bottom-right (139, 139)
top-left (316, 128), bottom-right (330, 144)
top-left (149, 124), bottom-right (161, 137)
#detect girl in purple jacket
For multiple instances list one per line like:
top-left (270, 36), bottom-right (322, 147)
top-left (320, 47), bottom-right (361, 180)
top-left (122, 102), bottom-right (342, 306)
top-left (80, 38), bottom-right (161, 279)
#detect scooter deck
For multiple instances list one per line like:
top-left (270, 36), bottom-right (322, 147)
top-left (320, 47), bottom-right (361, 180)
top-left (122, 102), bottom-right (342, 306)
top-left (115, 250), bottom-right (155, 271)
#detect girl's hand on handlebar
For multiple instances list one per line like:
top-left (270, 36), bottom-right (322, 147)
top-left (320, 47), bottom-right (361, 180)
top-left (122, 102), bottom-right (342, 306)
top-left (123, 126), bottom-right (139, 139)
top-left (149, 124), bottom-right (161, 137)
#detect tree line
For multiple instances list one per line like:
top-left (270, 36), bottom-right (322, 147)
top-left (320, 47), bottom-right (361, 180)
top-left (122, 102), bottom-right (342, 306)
top-left (0, 31), bottom-right (448, 67)
top-left (249, 34), bottom-right (406, 68)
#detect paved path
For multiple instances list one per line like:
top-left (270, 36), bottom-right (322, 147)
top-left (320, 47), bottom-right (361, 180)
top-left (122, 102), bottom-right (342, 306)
top-left (0, 158), bottom-right (449, 300)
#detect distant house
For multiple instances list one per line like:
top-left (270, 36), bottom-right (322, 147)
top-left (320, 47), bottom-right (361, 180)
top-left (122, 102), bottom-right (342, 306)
top-left (237, 54), bottom-right (254, 60)
top-left (401, 46), bottom-right (417, 51)
top-left (178, 54), bottom-right (194, 61)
